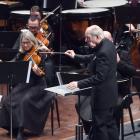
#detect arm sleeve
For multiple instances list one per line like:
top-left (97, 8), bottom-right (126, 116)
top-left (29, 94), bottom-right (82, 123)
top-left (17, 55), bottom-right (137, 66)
top-left (78, 52), bottom-right (110, 88)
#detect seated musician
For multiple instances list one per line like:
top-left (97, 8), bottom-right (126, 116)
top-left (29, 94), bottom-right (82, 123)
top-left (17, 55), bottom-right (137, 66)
top-left (27, 16), bottom-right (55, 87)
top-left (27, 16), bottom-right (50, 51)
top-left (30, 5), bottom-right (43, 20)
top-left (30, 5), bottom-right (54, 48)
top-left (104, 31), bottom-right (136, 133)
top-left (13, 5), bottom-right (53, 50)
top-left (0, 30), bottom-right (54, 140)
top-left (114, 23), bottom-right (136, 51)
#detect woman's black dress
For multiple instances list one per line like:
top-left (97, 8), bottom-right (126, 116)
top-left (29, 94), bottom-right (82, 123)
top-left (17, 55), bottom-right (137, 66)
top-left (0, 52), bottom-right (54, 134)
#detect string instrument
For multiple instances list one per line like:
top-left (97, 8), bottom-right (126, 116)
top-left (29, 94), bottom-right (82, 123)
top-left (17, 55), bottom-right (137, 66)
top-left (40, 6), bottom-right (59, 30)
top-left (35, 32), bottom-right (54, 55)
top-left (41, 20), bottom-right (49, 33)
top-left (130, 37), bottom-right (140, 69)
top-left (23, 46), bottom-right (45, 75)
top-left (39, 6), bottom-right (60, 41)
top-left (36, 32), bottom-right (50, 47)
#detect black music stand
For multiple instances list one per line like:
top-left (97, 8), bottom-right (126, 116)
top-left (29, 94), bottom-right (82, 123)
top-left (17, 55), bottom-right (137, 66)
top-left (56, 72), bottom-right (91, 140)
top-left (0, 31), bottom-right (20, 49)
top-left (0, 61), bottom-right (32, 140)
top-left (0, 48), bottom-right (18, 61)
top-left (0, 31), bottom-right (20, 61)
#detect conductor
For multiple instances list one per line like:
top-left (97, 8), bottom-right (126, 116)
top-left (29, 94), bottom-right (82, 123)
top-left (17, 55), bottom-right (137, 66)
top-left (65, 25), bottom-right (119, 140)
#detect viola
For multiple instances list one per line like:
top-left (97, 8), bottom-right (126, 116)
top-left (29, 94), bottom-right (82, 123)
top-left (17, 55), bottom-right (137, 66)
top-left (130, 37), bottom-right (140, 69)
top-left (23, 46), bottom-right (45, 75)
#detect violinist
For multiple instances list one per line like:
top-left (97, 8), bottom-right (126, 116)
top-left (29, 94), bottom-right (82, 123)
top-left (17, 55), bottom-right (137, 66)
top-left (30, 5), bottom-right (43, 20)
top-left (30, 5), bottom-right (54, 49)
top-left (27, 16), bottom-right (55, 87)
top-left (0, 30), bottom-right (54, 140)
top-left (27, 16), bottom-right (50, 52)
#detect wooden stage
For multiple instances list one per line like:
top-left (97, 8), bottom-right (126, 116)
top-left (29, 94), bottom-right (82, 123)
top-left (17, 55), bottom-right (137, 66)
top-left (0, 93), bottom-right (140, 140)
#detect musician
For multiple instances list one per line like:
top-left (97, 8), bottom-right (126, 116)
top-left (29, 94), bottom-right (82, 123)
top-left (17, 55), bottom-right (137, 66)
top-left (113, 23), bottom-right (136, 51)
top-left (27, 16), bottom-right (55, 87)
top-left (104, 31), bottom-right (136, 80)
top-left (13, 5), bottom-right (53, 51)
top-left (30, 5), bottom-right (43, 20)
top-left (0, 30), bottom-right (54, 140)
top-left (30, 5), bottom-right (54, 48)
top-left (65, 25), bottom-right (119, 140)
top-left (104, 31), bottom-right (136, 133)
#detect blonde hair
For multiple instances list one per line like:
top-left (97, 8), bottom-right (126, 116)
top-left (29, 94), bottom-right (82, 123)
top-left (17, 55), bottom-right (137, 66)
top-left (19, 30), bottom-right (38, 53)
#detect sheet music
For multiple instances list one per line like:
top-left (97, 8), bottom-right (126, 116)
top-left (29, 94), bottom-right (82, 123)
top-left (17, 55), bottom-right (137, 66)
top-left (45, 84), bottom-right (92, 96)
top-left (26, 61), bottom-right (32, 83)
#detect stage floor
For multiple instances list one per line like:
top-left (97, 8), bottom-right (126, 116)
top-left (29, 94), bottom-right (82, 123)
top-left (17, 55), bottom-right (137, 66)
top-left (0, 93), bottom-right (140, 140)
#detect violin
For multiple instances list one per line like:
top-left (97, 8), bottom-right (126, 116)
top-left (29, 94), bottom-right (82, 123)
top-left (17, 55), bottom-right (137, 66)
top-left (36, 32), bottom-right (49, 47)
top-left (41, 20), bottom-right (49, 33)
top-left (23, 46), bottom-right (45, 76)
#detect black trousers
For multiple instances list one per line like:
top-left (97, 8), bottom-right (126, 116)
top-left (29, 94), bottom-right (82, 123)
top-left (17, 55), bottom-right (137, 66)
top-left (89, 108), bottom-right (119, 140)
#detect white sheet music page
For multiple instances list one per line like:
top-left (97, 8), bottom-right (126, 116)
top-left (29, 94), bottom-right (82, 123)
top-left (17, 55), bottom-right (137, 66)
top-left (44, 84), bottom-right (80, 96)
top-left (45, 85), bottom-right (92, 96)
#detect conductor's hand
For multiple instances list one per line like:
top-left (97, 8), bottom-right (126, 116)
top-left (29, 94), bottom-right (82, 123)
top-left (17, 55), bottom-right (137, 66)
top-left (66, 81), bottom-right (78, 90)
top-left (64, 50), bottom-right (75, 59)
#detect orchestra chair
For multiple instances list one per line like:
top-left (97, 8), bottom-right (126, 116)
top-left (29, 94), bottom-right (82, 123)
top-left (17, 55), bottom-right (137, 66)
top-left (120, 92), bottom-right (140, 140)
top-left (50, 94), bottom-right (60, 135)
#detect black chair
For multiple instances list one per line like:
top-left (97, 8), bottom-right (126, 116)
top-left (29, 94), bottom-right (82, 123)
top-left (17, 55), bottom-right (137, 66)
top-left (120, 92), bottom-right (140, 140)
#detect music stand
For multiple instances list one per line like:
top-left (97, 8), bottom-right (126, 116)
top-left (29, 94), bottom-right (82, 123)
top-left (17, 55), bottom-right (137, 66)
top-left (0, 61), bottom-right (32, 140)
top-left (0, 31), bottom-right (20, 49)
top-left (0, 31), bottom-right (20, 61)
top-left (0, 48), bottom-right (18, 61)
top-left (56, 72), bottom-right (91, 140)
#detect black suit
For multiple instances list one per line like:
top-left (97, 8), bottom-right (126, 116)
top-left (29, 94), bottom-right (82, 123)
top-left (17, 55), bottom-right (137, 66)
top-left (75, 38), bottom-right (119, 140)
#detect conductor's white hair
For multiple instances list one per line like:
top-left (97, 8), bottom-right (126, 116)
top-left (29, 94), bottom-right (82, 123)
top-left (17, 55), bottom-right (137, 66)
top-left (86, 25), bottom-right (104, 39)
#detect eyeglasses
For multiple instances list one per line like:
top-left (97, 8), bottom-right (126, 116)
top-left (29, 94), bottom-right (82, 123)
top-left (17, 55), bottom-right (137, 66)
top-left (21, 41), bottom-right (31, 45)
